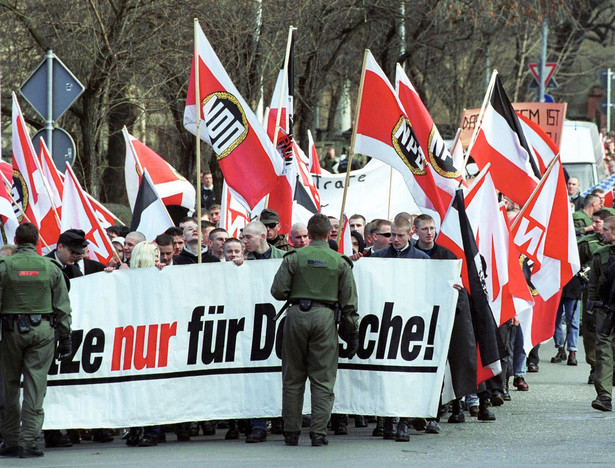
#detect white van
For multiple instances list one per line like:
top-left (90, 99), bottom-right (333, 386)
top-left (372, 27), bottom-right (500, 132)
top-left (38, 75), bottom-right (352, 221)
top-left (559, 120), bottom-right (607, 191)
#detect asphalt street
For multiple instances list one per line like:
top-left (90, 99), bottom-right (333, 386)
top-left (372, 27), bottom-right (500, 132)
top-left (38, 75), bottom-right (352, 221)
top-left (3, 341), bottom-right (614, 467)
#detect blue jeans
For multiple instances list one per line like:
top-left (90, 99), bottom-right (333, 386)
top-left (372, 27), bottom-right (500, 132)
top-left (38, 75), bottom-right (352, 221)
top-left (513, 326), bottom-right (526, 377)
top-left (553, 298), bottom-right (580, 351)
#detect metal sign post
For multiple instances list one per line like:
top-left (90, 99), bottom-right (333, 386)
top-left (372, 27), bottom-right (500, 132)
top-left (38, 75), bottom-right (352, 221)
top-left (19, 50), bottom-right (84, 167)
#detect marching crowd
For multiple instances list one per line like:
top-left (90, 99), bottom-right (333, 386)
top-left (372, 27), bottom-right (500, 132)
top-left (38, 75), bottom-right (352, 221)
top-left (1, 170), bottom-right (615, 456)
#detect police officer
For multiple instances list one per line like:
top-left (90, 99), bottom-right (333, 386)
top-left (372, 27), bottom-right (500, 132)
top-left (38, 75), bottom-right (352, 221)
top-left (271, 214), bottom-right (359, 447)
top-left (0, 223), bottom-right (72, 458)
top-left (578, 209), bottom-right (610, 384)
top-left (588, 216), bottom-right (615, 412)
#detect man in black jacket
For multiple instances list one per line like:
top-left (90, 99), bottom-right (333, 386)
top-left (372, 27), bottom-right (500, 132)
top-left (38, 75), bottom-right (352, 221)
top-left (44, 229), bottom-right (113, 446)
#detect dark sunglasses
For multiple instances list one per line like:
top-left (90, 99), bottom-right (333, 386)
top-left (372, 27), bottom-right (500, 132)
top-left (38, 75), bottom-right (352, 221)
top-left (373, 232), bottom-right (392, 238)
top-left (264, 222), bottom-right (278, 229)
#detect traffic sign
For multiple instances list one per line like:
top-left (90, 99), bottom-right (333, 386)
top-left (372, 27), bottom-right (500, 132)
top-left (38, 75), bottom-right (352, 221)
top-left (32, 128), bottom-right (76, 168)
top-left (528, 62), bottom-right (558, 90)
top-left (19, 52), bottom-right (84, 122)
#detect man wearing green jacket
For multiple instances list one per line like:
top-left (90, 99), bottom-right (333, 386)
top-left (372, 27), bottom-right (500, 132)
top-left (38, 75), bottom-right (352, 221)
top-left (271, 214), bottom-right (359, 447)
top-left (0, 223), bottom-right (72, 458)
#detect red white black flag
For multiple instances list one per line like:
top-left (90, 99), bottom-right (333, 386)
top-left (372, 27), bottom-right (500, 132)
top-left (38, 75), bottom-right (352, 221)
top-left (184, 22), bottom-right (283, 209)
top-left (470, 74), bottom-right (540, 206)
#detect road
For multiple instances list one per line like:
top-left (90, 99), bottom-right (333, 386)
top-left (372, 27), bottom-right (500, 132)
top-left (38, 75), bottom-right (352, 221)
top-left (3, 343), bottom-right (614, 467)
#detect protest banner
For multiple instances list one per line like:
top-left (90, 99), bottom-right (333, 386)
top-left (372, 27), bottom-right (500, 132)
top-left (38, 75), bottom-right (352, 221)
top-left (43, 258), bottom-right (461, 428)
top-left (460, 102), bottom-right (567, 149)
top-left (314, 159), bottom-right (421, 222)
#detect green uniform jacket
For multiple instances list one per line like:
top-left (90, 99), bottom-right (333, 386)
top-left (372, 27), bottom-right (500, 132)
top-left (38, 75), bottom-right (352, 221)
top-left (246, 244), bottom-right (285, 260)
top-left (0, 243), bottom-right (72, 339)
top-left (588, 243), bottom-right (615, 302)
top-left (270, 240), bottom-right (359, 331)
top-left (578, 232), bottom-right (605, 266)
top-left (573, 210), bottom-right (592, 237)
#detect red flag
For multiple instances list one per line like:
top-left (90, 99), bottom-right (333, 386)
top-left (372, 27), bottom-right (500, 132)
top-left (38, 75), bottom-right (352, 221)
top-left (39, 139), bottom-right (64, 208)
top-left (12, 94), bottom-right (59, 248)
top-left (470, 74), bottom-right (540, 206)
top-left (11, 93), bottom-right (42, 228)
top-left (510, 156), bottom-right (580, 301)
top-left (606, 190), bottom-right (614, 208)
top-left (517, 113), bottom-right (559, 175)
top-left (184, 22), bottom-right (283, 209)
top-left (395, 64), bottom-right (464, 202)
top-left (307, 129), bottom-right (323, 175)
top-left (85, 194), bottom-right (117, 230)
top-left (293, 142), bottom-right (320, 214)
top-left (264, 67), bottom-right (296, 234)
top-left (0, 160), bottom-right (19, 244)
top-left (219, 181), bottom-right (250, 238)
top-left (465, 165), bottom-right (532, 325)
top-left (266, 69), bottom-right (290, 141)
top-left (353, 51), bottom-right (448, 222)
top-left (337, 214), bottom-right (353, 256)
top-left (61, 163), bottom-right (115, 264)
top-left (123, 127), bottom-right (195, 211)
top-left (36, 140), bottom-right (62, 249)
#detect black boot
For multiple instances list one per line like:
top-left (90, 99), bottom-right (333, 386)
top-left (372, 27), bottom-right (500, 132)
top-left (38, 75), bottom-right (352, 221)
top-left (395, 418), bottom-right (409, 442)
top-left (225, 420), bottom-right (240, 440)
top-left (477, 397), bottom-right (496, 421)
top-left (284, 431), bottom-right (300, 446)
top-left (372, 417), bottom-right (384, 437)
top-left (354, 415), bottom-right (367, 428)
top-left (310, 431), bottom-right (328, 446)
top-left (383, 417), bottom-right (398, 439)
top-left (447, 399), bottom-right (465, 423)
top-left (331, 414), bottom-right (348, 435)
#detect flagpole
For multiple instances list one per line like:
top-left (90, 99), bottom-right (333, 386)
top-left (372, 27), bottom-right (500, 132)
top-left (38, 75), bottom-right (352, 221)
top-left (123, 126), bottom-right (144, 174)
top-left (262, 106), bottom-right (271, 209)
top-left (510, 154), bottom-right (560, 232)
top-left (337, 49), bottom-right (369, 245)
top-left (0, 172), bottom-right (51, 249)
top-left (194, 18), bottom-right (203, 264)
top-left (462, 69), bottom-right (498, 174)
top-left (387, 167), bottom-right (393, 219)
top-left (272, 26), bottom-right (296, 148)
top-left (262, 106), bottom-right (270, 128)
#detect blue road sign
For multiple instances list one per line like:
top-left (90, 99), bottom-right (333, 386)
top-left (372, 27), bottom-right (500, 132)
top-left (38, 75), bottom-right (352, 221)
top-left (19, 53), bottom-right (84, 121)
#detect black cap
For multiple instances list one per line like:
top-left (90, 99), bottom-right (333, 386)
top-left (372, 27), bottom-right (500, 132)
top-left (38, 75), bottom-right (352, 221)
top-left (57, 229), bottom-right (88, 254)
top-left (259, 209), bottom-right (280, 224)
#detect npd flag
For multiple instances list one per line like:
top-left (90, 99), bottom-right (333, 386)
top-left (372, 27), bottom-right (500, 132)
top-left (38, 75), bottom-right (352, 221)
top-left (184, 22), bottom-right (283, 209)
top-left (353, 50), bottom-right (448, 222)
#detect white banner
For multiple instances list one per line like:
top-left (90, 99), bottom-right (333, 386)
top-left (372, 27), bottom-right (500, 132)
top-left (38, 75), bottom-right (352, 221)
top-left (315, 160), bottom-right (422, 221)
top-left (44, 258), bottom-right (461, 429)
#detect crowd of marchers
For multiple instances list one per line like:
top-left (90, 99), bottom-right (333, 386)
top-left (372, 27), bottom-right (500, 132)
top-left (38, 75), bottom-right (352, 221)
top-left (2, 169), bottom-right (615, 454)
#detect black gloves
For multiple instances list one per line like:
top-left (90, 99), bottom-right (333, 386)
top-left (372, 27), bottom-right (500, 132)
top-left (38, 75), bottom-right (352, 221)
top-left (56, 337), bottom-right (72, 361)
top-left (344, 331), bottom-right (359, 360)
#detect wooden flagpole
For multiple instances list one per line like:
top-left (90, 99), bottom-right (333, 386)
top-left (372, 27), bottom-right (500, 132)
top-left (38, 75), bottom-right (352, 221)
top-left (272, 26), bottom-right (296, 149)
top-left (194, 18), bottom-right (203, 264)
top-left (337, 49), bottom-right (369, 245)
top-left (387, 167), bottom-right (394, 220)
